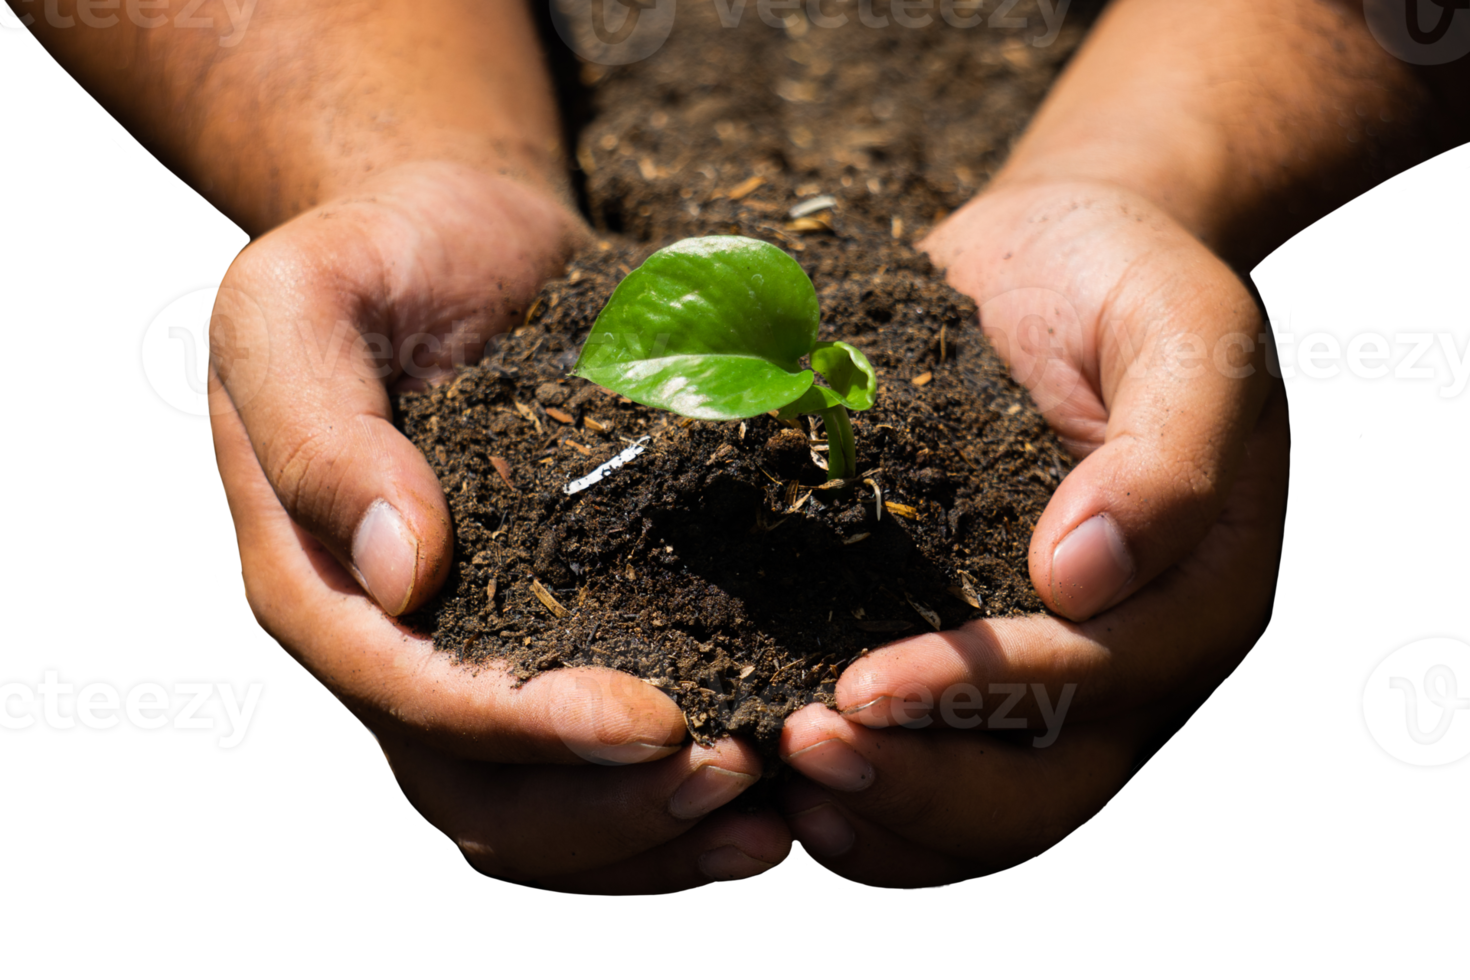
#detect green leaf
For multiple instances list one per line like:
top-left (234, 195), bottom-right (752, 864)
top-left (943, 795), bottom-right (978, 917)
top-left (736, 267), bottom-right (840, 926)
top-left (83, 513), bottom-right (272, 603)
top-left (573, 236), bottom-right (821, 420)
top-left (810, 341), bottom-right (878, 411)
top-left (775, 385), bottom-right (842, 419)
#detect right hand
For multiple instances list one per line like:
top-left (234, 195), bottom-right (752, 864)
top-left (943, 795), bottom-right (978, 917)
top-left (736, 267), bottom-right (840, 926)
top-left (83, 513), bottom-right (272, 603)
top-left (207, 161), bottom-right (790, 892)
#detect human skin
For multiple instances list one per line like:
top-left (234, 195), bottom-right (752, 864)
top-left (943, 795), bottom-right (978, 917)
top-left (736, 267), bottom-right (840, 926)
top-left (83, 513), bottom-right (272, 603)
top-left (14, 0), bottom-right (790, 891)
top-left (777, 0), bottom-right (1469, 885)
top-left (16, 0), bottom-right (1465, 891)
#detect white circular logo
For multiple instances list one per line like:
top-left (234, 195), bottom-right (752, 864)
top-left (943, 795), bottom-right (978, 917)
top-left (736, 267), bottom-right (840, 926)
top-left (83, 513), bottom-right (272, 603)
top-left (140, 285), bottom-right (268, 417)
top-left (549, 0), bottom-right (678, 66)
top-left (1364, 0), bottom-right (1470, 66)
top-left (1363, 637), bottom-right (1470, 766)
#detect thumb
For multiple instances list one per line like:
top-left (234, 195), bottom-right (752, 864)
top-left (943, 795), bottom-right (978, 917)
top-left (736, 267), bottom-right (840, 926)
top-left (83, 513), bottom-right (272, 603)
top-left (210, 263), bottom-right (453, 616)
top-left (208, 223), bottom-right (474, 616)
top-left (1029, 268), bottom-right (1273, 622)
top-left (207, 171), bottom-right (577, 616)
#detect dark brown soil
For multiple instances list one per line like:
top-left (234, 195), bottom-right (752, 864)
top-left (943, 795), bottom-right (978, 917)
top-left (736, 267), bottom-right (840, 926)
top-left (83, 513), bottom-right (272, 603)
top-left (396, 1), bottom-right (1098, 754)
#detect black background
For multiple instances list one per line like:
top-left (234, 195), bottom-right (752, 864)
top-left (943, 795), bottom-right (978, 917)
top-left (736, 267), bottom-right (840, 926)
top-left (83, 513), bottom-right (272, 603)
top-left (5, 13), bottom-right (1464, 922)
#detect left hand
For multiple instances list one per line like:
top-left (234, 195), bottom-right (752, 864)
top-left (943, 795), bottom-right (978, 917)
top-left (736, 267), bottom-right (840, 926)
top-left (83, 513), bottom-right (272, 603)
top-left (778, 178), bottom-right (1290, 887)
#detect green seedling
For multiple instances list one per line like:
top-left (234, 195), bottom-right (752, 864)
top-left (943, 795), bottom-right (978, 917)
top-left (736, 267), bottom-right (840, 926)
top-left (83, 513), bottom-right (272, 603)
top-left (572, 236), bottom-right (877, 482)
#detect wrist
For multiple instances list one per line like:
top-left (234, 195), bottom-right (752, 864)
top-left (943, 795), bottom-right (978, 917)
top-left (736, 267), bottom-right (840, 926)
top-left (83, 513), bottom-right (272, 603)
top-left (981, 0), bottom-right (1437, 271)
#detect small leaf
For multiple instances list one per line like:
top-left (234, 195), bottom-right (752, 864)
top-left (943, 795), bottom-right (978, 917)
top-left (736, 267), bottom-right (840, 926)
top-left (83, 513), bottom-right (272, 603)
top-left (810, 341), bottom-right (877, 411)
top-left (573, 236), bottom-right (820, 420)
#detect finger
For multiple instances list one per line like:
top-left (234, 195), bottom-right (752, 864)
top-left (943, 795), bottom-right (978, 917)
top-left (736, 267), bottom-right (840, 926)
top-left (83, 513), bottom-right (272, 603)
top-left (781, 779), bottom-right (970, 888)
top-left (780, 704), bottom-right (1144, 879)
top-left (534, 809), bottom-right (792, 895)
top-left (1028, 273), bottom-right (1272, 621)
top-left (926, 187), bottom-right (1275, 621)
top-left (210, 372), bottom-right (687, 763)
top-left (381, 731), bottom-right (771, 884)
top-left (836, 383), bottom-right (1288, 727)
top-left (211, 167), bottom-right (573, 615)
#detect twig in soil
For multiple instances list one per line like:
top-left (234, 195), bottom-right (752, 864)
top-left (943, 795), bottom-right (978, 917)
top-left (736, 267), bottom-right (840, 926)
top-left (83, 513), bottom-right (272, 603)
top-left (546, 407), bottom-right (575, 425)
top-left (529, 578), bottom-right (571, 619)
top-left (905, 592), bottom-right (942, 631)
top-left (864, 478), bottom-right (884, 520)
top-left (564, 436), bottom-right (651, 495)
top-left (723, 175), bottom-right (765, 201)
top-left (885, 501), bottom-right (920, 521)
top-left (784, 214), bottom-right (833, 234)
top-left (513, 401), bottom-right (543, 434)
top-left (515, 338), bottom-right (545, 363)
top-left (940, 325), bottom-right (948, 363)
top-left (950, 570), bottom-right (984, 610)
top-left (490, 456), bottom-right (516, 490)
top-left (789, 195), bottom-right (837, 218)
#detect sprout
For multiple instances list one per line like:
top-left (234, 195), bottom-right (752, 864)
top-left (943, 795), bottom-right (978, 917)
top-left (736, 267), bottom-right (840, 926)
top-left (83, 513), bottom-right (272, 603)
top-left (572, 236), bottom-right (877, 482)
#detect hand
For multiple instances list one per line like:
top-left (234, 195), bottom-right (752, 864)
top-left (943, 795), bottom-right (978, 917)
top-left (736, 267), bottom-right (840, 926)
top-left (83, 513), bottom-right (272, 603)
top-left (778, 179), bottom-right (1289, 887)
top-left (207, 162), bottom-right (790, 892)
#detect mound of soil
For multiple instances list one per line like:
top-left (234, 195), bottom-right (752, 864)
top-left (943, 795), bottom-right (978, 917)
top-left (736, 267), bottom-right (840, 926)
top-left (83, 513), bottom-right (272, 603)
top-left (396, 1), bottom-right (1098, 753)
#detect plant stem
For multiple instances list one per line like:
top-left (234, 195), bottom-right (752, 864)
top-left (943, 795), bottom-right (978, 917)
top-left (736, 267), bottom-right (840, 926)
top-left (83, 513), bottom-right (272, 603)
top-left (820, 406), bottom-right (856, 482)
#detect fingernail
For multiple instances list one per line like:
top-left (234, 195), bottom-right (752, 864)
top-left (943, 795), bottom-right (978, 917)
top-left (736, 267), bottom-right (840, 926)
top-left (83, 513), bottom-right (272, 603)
top-left (842, 694), bottom-right (931, 728)
top-left (842, 695), bottom-right (898, 727)
top-left (351, 499), bottom-right (419, 616)
top-left (786, 738), bottom-right (874, 793)
top-left (1050, 513), bottom-right (1134, 621)
top-left (698, 845), bottom-right (773, 881)
top-left (670, 765), bottom-right (757, 820)
top-left (788, 803), bottom-right (855, 858)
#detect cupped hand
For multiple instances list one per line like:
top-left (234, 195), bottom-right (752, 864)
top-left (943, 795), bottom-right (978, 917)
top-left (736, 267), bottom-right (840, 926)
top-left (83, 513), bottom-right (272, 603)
top-left (779, 179), bottom-right (1289, 886)
top-left (207, 162), bottom-right (789, 892)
